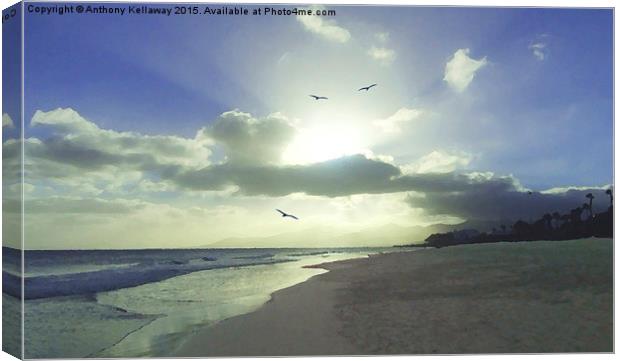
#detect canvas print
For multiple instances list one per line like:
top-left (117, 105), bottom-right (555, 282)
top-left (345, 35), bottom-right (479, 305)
top-left (1, 1), bottom-right (614, 358)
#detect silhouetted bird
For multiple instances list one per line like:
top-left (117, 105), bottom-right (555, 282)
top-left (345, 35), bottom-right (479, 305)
top-left (358, 84), bottom-right (377, 91)
top-left (309, 95), bottom-right (328, 100)
top-left (276, 209), bottom-right (299, 220)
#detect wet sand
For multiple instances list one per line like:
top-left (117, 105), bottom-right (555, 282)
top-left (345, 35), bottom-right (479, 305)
top-left (176, 238), bottom-right (613, 356)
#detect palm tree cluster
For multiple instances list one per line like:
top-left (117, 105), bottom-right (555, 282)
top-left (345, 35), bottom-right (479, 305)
top-left (424, 189), bottom-right (613, 248)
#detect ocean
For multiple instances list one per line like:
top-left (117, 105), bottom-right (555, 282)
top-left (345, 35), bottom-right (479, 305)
top-left (2, 247), bottom-right (396, 358)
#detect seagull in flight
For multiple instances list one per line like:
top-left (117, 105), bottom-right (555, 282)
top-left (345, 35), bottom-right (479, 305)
top-left (309, 95), bottom-right (328, 100)
top-left (358, 84), bottom-right (377, 91)
top-left (276, 209), bottom-right (299, 220)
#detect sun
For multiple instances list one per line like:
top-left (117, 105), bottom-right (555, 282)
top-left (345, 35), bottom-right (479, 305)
top-left (282, 123), bottom-right (367, 165)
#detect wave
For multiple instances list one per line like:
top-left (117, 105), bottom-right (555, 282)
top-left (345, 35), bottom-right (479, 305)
top-left (3, 247), bottom-right (388, 300)
top-left (4, 258), bottom-right (290, 300)
top-left (287, 251), bottom-right (330, 257)
top-left (232, 253), bottom-right (274, 260)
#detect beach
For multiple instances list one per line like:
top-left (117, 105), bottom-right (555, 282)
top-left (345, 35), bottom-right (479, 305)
top-left (177, 237), bottom-right (613, 356)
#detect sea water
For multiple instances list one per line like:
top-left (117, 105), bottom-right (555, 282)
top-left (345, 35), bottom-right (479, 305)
top-left (3, 247), bottom-right (394, 358)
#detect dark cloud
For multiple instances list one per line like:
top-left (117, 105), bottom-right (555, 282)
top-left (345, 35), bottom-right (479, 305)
top-left (173, 156), bottom-right (611, 222)
top-left (172, 154), bottom-right (401, 197)
top-left (408, 186), bottom-right (611, 221)
top-left (172, 159), bottom-right (522, 197)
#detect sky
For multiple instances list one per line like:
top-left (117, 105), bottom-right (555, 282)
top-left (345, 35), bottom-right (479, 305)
top-left (2, 4), bottom-right (614, 249)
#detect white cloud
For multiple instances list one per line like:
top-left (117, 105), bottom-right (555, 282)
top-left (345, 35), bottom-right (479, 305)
top-left (31, 108), bottom-right (213, 169)
top-left (529, 34), bottom-right (550, 61)
top-left (18, 108), bottom-right (298, 197)
top-left (16, 108), bottom-right (214, 198)
top-left (373, 107), bottom-right (422, 133)
top-left (277, 52), bottom-right (291, 65)
top-left (8, 183), bottom-right (36, 194)
top-left (137, 179), bottom-right (175, 193)
top-left (410, 183), bottom-right (611, 222)
top-left (3, 113), bottom-right (14, 128)
top-left (375, 32), bottom-right (390, 42)
top-left (201, 110), bottom-right (296, 165)
top-left (443, 48), bottom-right (488, 92)
top-left (403, 150), bottom-right (474, 174)
top-left (296, 7), bottom-right (351, 43)
top-left (529, 42), bottom-right (547, 61)
top-left (541, 184), bottom-right (611, 194)
top-left (367, 46), bottom-right (396, 65)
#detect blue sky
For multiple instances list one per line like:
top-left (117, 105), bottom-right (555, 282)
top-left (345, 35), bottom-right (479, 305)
top-left (3, 4), bottom-right (614, 248)
top-left (22, 6), bottom-right (612, 186)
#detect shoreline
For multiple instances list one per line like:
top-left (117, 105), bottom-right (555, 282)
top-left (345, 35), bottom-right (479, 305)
top-left (175, 257), bottom-right (363, 356)
top-left (176, 237), bottom-right (613, 356)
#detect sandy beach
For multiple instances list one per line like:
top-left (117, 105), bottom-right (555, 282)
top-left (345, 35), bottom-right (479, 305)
top-left (176, 237), bottom-right (613, 356)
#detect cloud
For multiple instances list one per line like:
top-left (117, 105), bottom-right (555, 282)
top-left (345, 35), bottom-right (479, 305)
top-left (2, 113), bottom-right (14, 128)
top-left (443, 48), bottom-right (487, 92)
top-left (30, 108), bottom-right (212, 171)
top-left (28, 108), bottom-right (211, 174)
top-left (2, 138), bottom-right (25, 186)
top-left (170, 153), bottom-right (503, 198)
top-left (16, 195), bottom-right (252, 249)
top-left (404, 150), bottom-right (474, 174)
top-left (32, 197), bottom-right (146, 214)
top-left (4, 108), bottom-right (214, 198)
top-left (529, 42), bottom-right (547, 61)
top-left (2, 196), bottom-right (144, 215)
top-left (172, 154), bottom-right (401, 197)
top-left (373, 107), bottom-right (422, 133)
top-left (296, 7), bottom-right (351, 43)
top-left (11, 108), bottom-right (298, 198)
top-left (529, 34), bottom-right (550, 61)
top-left (13, 108), bottom-right (610, 228)
top-left (277, 52), bottom-right (291, 65)
top-left (171, 152), bottom-right (608, 224)
top-left (367, 46), bottom-right (396, 65)
top-left (408, 182), bottom-right (611, 222)
top-left (541, 185), bottom-right (611, 194)
top-left (200, 110), bottom-right (296, 165)
top-left (375, 32), bottom-right (390, 42)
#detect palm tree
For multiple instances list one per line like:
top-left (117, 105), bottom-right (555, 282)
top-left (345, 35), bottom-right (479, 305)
top-left (585, 193), bottom-right (594, 219)
top-left (582, 203), bottom-right (591, 221)
top-left (605, 189), bottom-right (613, 208)
top-left (501, 224), bottom-right (507, 234)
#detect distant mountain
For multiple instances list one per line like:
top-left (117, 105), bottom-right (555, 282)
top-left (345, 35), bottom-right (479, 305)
top-left (205, 222), bottom-right (465, 248)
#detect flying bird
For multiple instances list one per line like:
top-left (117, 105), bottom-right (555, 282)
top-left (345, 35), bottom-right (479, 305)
top-left (276, 209), bottom-right (299, 220)
top-left (358, 84), bottom-right (377, 91)
top-left (309, 95), bottom-right (328, 100)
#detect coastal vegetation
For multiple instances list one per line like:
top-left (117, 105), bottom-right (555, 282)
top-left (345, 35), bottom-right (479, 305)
top-left (419, 190), bottom-right (613, 248)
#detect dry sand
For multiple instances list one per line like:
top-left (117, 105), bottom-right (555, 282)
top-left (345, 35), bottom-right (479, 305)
top-left (176, 238), bottom-right (613, 356)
